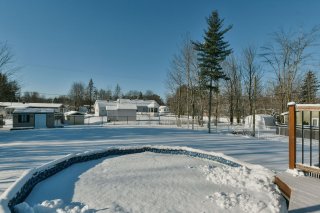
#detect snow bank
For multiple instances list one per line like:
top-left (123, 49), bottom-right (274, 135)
top-left (202, 165), bottom-right (285, 212)
top-left (14, 199), bottom-right (90, 213)
top-left (0, 145), bottom-right (281, 212)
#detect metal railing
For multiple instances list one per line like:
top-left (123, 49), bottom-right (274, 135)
top-left (288, 103), bottom-right (320, 176)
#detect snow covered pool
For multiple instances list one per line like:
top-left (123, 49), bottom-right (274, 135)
top-left (14, 152), bottom-right (286, 213)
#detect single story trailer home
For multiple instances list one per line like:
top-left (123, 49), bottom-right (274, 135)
top-left (64, 111), bottom-right (85, 125)
top-left (94, 99), bottom-right (160, 117)
top-left (244, 114), bottom-right (276, 129)
top-left (0, 102), bottom-right (66, 117)
top-left (12, 108), bottom-right (57, 129)
top-left (117, 99), bottom-right (157, 113)
top-left (106, 103), bottom-right (137, 121)
top-left (148, 101), bottom-right (160, 117)
top-left (94, 100), bottom-right (112, 116)
top-left (159, 106), bottom-right (169, 115)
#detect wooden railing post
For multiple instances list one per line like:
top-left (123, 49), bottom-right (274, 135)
top-left (288, 102), bottom-right (296, 169)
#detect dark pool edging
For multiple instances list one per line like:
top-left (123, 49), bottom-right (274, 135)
top-left (0, 146), bottom-right (241, 213)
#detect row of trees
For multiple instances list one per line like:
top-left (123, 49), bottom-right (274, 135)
top-left (68, 80), bottom-right (164, 111)
top-left (166, 10), bottom-right (320, 132)
top-left (0, 43), bottom-right (164, 112)
top-left (0, 43), bottom-right (20, 102)
top-left (16, 80), bottom-right (164, 112)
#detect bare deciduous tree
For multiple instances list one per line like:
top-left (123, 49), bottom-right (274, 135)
top-left (69, 81), bottom-right (85, 110)
top-left (261, 27), bottom-right (319, 112)
top-left (223, 55), bottom-right (242, 124)
top-left (0, 42), bottom-right (20, 102)
top-left (242, 46), bottom-right (262, 116)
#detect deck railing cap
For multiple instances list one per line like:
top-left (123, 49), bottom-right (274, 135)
top-left (288, 102), bottom-right (296, 106)
top-left (296, 104), bottom-right (320, 111)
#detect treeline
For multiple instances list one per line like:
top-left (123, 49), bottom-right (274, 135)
top-left (0, 45), bottom-right (164, 112)
top-left (66, 80), bottom-right (164, 111)
top-left (0, 43), bottom-right (20, 102)
top-left (20, 81), bottom-right (164, 112)
top-left (166, 10), bottom-right (320, 126)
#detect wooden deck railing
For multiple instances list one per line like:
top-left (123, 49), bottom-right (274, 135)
top-left (288, 103), bottom-right (320, 175)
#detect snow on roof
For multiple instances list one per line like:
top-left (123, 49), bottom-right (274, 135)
top-left (95, 100), bottom-right (116, 108)
top-left (159, 106), bottom-right (168, 109)
top-left (106, 105), bottom-right (117, 111)
top-left (117, 103), bottom-right (137, 110)
top-left (64, 111), bottom-right (85, 116)
top-left (106, 103), bottom-right (137, 110)
top-left (0, 102), bottom-right (64, 108)
top-left (96, 99), bottom-right (159, 108)
top-left (13, 108), bottom-right (55, 114)
top-left (117, 99), bottom-right (157, 107)
top-left (280, 112), bottom-right (289, 115)
top-left (147, 101), bottom-right (159, 108)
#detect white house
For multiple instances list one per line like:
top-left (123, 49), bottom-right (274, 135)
top-left (117, 99), bottom-right (159, 114)
top-left (244, 114), bottom-right (276, 129)
top-left (147, 101), bottom-right (160, 117)
top-left (159, 106), bottom-right (169, 115)
top-left (95, 99), bottom-right (160, 117)
top-left (94, 100), bottom-right (113, 116)
top-left (0, 102), bottom-right (65, 117)
top-left (106, 103), bottom-right (137, 121)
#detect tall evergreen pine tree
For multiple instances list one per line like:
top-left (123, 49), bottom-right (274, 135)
top-left (193, 10), bottom-right (232, 133)
top-left (300, 70), bottom-right (319, 103)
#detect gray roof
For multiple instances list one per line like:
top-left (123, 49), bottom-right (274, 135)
top-left (0, 102), bottom-right (64, 108)
top-left (13, 108), bottom-right (55, 114)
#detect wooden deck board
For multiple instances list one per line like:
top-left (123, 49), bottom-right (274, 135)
top-left (276, 172), bottom-right (320, 212)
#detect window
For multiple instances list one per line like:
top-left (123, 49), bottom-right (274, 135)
top-left (312, 118), bottom-right (318, 127)
top-left (18, 114), bottom-right (30, 123)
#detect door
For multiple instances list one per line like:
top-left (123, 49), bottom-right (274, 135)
top-left (34, 114), bottom-right (47, 128)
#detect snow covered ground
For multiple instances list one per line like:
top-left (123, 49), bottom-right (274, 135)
top-left (14, 152), bottom-right (286, 213)
top-left (0, 125), bottom-right (302, 212)
top-left (0, 125), bottom-right (294, 196)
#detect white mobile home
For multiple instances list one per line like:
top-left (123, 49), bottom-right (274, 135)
top-left (106, 103), bottom-right (137, 121)
top-left (147, 101), bottom-right (160, 117)
top-left (117, 99), bottom-right (159, 114)
top-left (94, 100), bottom-right (114, 116)
top-left (95, 99), bottom-right (160, 117)
top-left (0, 102), bottom-right (65, 117)
top-left (159, 106), bottom-right (169, 115)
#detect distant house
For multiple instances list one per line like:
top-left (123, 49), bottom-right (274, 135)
top-left (106, 103), bottom-right (137, 121)
top-left (147, 101), bottom-right (160, 117)
top-left (64, 111), bottom-right (85, 125)
top-left (281, 110), bottom-right (320, 126)
top-left (12, 108), bottom-right (56, 129)
top-left (94, 99), bottom-right (160, 117)
top-left (0, 102), bottom-right (66, 117)
top-left (159, 106), bottom-right (169, 115)
top-left (94, 100), bottom-right (110, 116)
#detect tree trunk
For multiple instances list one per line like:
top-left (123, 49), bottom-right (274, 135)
top-left (208, 78), bottom-right (213, 133)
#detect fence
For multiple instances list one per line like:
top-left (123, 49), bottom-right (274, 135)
top-left (84, 115), bottom-right (207, 129)
top-left (288, 103), bottom-right (320, 177)
top-left (0, 115), bottom-right (3, 128)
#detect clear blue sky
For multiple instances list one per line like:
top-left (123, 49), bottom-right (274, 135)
top-left (0, 0), bottom-right (319, 99)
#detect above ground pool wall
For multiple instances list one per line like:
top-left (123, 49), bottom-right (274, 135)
top-left (0, 146), bottom-right (242, 213)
